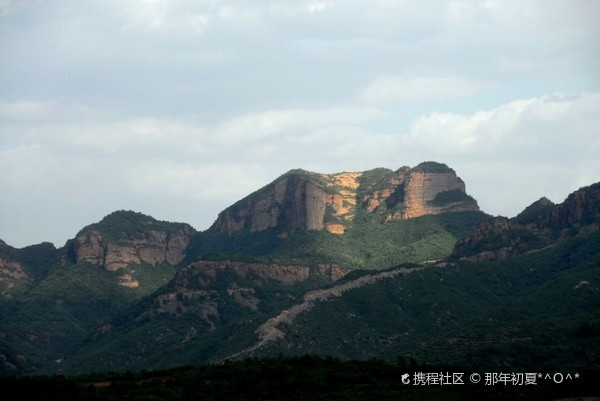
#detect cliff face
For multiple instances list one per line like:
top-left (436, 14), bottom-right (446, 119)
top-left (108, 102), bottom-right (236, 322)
top-left (214, 174), bottom-right (329, 236)
top-left (68, 211), bottom-right (196, 270)
top-left (403, 170), bottom-right (473, 218)
top-left (452, 183), bottom-right (600, 262)
top-left (212, 162), bottom-right (479, 237)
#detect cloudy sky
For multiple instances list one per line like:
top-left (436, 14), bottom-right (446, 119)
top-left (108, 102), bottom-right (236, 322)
top-left (1, 0), bottom-right (599, 248)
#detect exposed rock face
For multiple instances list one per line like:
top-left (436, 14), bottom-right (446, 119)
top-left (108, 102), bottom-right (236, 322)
top-left (69, 211), bottom-right (196, 270)
top-left (317, 263), bottom-right (346, 282)
top-left (181, 260), bottom-right (312, 286)
top-left (0, 241), bottom-right (29, 293)
top-left (548, 185), bottom-right (600, 230)
top-left (0, 240), bottom-right (58, 295)
top-left (213, 173), bottom-right (328, 236)
top-left (402, 170), bottom-right (474, 218)
top-left (0, 257), bottom-right (29, 295)
top-left (321, 172), bottom-right (362, 234)
top-left (151, 259), bottom-right (346, 328)
top-left (212, 162), bottom-right (479, 237)
top-left (452, 183), bottom-right (600, 262)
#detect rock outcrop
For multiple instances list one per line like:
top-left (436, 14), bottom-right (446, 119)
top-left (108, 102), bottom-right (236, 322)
top-left (212, 162), bottom-right (479, 237)
top-left (402, 168), bottom-right (475, 218)
top-left (0, 256), bottom-right (29, 295)
top-left (180, 260), bottom-right (313, 287)
top-left (213, 172), bottom-right (329, 236)
top-left (68, 211), bottom-right (196, 270)
top-left (150, 259), bottom-right (346, 327)
top-left (0, 240), bottom-right (58, 296)
top-left (452, 183), bottom-right (600, 262)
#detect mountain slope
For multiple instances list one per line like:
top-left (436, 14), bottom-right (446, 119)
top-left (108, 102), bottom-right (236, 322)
top-left (60, 260), bottom-right (344, 373)
top-left (240, 230), bottom-right (600, 371)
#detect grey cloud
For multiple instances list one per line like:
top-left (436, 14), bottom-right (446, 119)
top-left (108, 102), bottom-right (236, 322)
top-left (1, 1), bottom-right (599, 247)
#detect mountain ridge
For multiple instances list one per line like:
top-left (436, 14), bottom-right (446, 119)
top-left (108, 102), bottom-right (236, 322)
top-left (211, 161), bottom-right (479, 238)
top-left (1, 163), bottom-right (599, 375)
top-left (451, 182), bottom-right (600, 262)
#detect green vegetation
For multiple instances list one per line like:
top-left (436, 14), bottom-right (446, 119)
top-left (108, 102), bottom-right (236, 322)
top-left (513, 198), bottom-right (554, 225)
top-left (2, 178), bottom-right (597, 383)
top-left (411, 161), bottom-right (453, 173)
top-left (427, 189), bottom-right (476, 207)
top-left (43, 229), bottom-right (600, 375)
top-left (196, 211), bottom-right (490, 270)
top-left (258, 230), bottom-right (600, 372)
top-left (0, 262), bottom-right (178, 375)
top-left (0, 241), bottom-right (60, 288)
top-left (356, 168), bottom-right (398, 195)
top-left (80, 210), bottom-right (194, 244)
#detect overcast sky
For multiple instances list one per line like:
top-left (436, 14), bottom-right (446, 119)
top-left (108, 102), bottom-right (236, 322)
top-left (1, 0), bottom-right (599, 248)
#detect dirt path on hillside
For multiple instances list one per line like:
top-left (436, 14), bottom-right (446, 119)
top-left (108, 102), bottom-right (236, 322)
top-left (230, 265), bottom-right (425, 359)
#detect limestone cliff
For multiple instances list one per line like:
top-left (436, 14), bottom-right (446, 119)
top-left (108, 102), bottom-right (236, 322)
top-left (212, 162), bottom-right (479, 237)
top-left (67, 211), bottom-right (196, 270)
top-left (452, 182), bottom-right (600, 262)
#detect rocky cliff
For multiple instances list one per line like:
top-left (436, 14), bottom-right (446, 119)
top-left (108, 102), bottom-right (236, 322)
top-left (212, 162), bottom-right (479, 237)
top-left (66, 211), bottom-right (196, 270)
top-left (452, 182), bottom-right (600, 261)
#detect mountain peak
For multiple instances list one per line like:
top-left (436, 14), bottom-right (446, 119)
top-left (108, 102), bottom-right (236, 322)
top-left (68, 211), bottom-right (196, 271)
top-left (100, 209), bottom-right (156, 222)
top-left (514, 197), bottom-right (555, 224)
top-left (452, 182), bottom-right (600, 262)
top-left (211, 161), bottom-right (479, 237)
top-left (410, 161), bottom-right (453, 173)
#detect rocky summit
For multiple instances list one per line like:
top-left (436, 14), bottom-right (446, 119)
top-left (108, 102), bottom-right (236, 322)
top-left (212, 161), bottom-right (479, 237)
top-left (65, 211), bottom-right (197, 271)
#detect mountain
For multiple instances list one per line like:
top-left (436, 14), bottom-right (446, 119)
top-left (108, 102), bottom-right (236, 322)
top-left (1, 163), bottom-right (598, 377)
top-left (196, 162), bottom-right (487, 270)
top-left (451, 182), bottom-right (600, 262)
top-left (63, 210), bottom-right (197, 282)
top-left (212, 161), bottom-right (479, 237)
top-left (58, 182), bottom-right (600, 373)
top-left (212, 183), bottom-right (600, 371)
top-left (0, 211), bottom-right (197, 374)
top-left (0, 161), bottom-right (490, 375)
